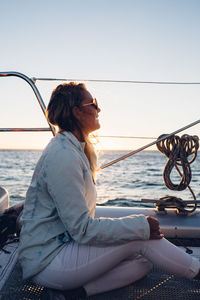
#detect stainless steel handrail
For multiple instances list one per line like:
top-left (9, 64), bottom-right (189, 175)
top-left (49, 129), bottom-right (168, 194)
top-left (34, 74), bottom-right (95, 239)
top-left (0, 128), bottom-right (51, 132)
top-left (0, 72), bottom-right (55, 136)
top-left (1, 72), bottom-right (199, 170)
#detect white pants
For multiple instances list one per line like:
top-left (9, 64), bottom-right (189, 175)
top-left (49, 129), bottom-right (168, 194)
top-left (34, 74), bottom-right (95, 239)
top-left (33, 237), bottom-right (200, 296)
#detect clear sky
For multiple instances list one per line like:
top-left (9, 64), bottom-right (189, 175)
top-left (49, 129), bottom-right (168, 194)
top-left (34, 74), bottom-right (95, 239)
top-left (0, 0), bottom-right (200, 150)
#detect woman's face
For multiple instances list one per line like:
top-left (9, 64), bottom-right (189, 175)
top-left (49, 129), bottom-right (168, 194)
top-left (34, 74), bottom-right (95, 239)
top-left (77, 90), bottom-right (101, 135)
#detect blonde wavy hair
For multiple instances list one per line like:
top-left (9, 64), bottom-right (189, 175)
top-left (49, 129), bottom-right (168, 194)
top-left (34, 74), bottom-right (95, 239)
top-left (46, 82), bottom-right (97, 178)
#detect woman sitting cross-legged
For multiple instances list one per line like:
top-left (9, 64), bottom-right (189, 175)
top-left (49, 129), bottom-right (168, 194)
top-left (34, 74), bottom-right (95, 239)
top-left (18, 82), bottom-right (200, 299)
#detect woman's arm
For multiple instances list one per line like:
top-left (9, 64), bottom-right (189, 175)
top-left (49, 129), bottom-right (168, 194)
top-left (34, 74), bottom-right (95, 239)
top-left (45, 148), bottom-right (150, 245)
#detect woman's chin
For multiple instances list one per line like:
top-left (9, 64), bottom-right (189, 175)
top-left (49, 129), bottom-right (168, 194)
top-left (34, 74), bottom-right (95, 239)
top-left (95, 122), bottom-right (101, 130)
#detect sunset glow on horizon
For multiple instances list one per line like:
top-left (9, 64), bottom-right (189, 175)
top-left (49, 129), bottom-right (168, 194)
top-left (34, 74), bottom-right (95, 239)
top-left (0, 1), bottom-right (200, 150)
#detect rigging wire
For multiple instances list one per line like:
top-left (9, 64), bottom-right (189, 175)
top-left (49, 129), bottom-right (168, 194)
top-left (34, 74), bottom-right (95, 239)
top-left (99, 119), bottom-right (200, 170)
top-left (0, 128), bottom-right (156, 140)
top-left (97, 135), bottom-right (157, 139)
top-left (32, 77), bottom-right (200, 85)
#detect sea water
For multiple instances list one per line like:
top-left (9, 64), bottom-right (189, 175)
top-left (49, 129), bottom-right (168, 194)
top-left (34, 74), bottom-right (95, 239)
top-left (0, 150), bottom-right (199, 207)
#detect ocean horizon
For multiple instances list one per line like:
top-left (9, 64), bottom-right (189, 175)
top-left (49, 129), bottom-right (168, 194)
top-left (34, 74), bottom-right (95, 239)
top-left (0, 149), bottom-right (199, 208)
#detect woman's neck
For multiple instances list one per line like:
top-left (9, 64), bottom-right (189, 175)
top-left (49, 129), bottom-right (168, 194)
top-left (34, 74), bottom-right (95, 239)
top-left (72, 129), bottom-right (88, 142)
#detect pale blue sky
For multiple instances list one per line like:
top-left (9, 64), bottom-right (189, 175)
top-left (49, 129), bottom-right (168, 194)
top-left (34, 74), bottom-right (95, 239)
top-left (0, 0), bottom-right (200, 150)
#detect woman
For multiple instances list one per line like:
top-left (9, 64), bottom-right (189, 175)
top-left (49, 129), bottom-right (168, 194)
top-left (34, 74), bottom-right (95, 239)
top-left (18, 82), bottom-right (200, 299)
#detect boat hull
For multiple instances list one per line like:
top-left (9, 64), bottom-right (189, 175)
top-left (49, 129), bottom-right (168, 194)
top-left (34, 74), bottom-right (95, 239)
top-left (1, 185), bottom-right (199, 239)
top-left (0, 186), bottom-right (9, 213)
top-left (95, 206), bottom-right (200, 239)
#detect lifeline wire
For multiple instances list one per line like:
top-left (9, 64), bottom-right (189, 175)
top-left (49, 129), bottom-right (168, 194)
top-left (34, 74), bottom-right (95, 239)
top-left (32, 77), bottom-right (200, 85)
top-left (98, 135), bottom-right (157, 139)
top-left (100, 119), bottom-right (200, 170)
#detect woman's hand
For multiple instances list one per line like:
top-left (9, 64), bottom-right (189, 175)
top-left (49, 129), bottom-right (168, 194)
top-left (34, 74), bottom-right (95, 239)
top-left (146, 216), bottom-right (164, 239)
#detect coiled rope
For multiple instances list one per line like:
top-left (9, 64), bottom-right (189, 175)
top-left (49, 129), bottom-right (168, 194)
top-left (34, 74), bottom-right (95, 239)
top-left (156, 134), bottom-right (199, 191)
top-left (156, 134), bottom-right (199, 213)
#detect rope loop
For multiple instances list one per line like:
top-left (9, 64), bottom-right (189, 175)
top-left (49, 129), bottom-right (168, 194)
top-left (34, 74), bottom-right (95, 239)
top-left (156, 134), bottom-right (199, 191)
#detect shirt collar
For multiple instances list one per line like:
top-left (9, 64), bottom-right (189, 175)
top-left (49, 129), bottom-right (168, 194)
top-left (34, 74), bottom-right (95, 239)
top-left (59, 131), bottom-right (84, 152)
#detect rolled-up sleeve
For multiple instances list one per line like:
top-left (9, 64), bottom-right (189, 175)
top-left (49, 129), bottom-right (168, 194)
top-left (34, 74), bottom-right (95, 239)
top-left (45, 148), bottom-right (150, 245)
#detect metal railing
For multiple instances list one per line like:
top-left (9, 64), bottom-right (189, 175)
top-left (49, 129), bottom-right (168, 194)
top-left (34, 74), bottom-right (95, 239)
top-left (1, 71), bottom-right (199, 170)
top-left (0, 72), bottom-right (55, 136)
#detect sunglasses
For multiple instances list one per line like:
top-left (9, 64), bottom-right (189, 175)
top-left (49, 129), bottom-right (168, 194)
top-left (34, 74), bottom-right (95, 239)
top-left (80, 98), bottom-right (98, 110)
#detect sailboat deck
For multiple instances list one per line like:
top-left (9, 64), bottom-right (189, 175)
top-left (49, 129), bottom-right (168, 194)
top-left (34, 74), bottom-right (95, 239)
top-left (1, 260), bottom-right (200, 300)
top-left (0, 240), bottom-right (200, 300)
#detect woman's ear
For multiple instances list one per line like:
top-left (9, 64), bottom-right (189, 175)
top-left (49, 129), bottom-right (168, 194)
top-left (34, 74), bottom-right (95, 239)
top-left (72, 106), bottom-right (82, 121)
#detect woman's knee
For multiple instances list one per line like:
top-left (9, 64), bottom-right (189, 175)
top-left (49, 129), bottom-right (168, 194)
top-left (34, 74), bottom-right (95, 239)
top-left (138, 257), bottom-right (153, 272)
top-left (134, 257), bottom-right (153, 278)
top-left (120, 256), bottom-right (152, 283)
